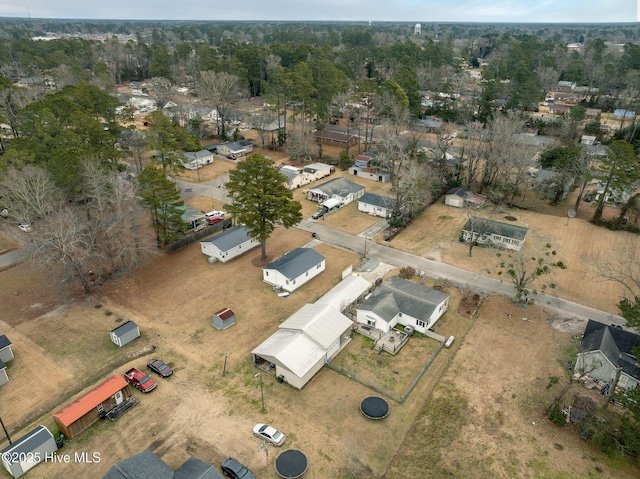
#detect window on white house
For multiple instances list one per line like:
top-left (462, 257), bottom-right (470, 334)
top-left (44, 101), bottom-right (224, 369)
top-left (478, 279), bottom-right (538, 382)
top-left (97, 404), bottom-right (103, 412)
top-left (417, 320), bottom-right (426, 328)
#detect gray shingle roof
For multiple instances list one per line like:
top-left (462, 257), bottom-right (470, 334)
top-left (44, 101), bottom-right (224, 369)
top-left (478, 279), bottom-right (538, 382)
top-left (264, 248), bottom-right (325, 280)
top-left (359, 277), bottom-right (450, 323)
top-left (174, 457), bottom-right (224, 479)
top-left (0, 334), bottom-right (11, 349)
top-left (110, 320), bottom-right (138, 337)
top-left (103, 450), bottom-right (174, 479)
top-left (359, 192), bottom-right (395, 209)
top-left (462, 218), bottom-right (529, 241)
top-left (580, 320), bottom-right (640, 380)
top-left (0, 425), bottom-right (54, 458)
top-left (202, 225), bottom-right (253, 252)
top-left (313, 177), bottom-right (364, 197)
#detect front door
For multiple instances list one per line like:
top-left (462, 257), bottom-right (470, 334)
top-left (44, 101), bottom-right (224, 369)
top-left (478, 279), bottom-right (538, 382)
top-left (114, 390), bottom-right (123, 404)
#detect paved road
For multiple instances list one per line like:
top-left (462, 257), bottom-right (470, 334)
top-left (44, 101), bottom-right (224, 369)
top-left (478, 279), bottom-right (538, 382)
top-left (0, 248), bottom-right (27, 271)
top-left (297, 219), bottom-right (627, 328)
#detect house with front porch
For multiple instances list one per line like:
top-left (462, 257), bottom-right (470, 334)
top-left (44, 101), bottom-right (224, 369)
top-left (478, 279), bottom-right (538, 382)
top-left (461, 218), bottom-right (528, 251)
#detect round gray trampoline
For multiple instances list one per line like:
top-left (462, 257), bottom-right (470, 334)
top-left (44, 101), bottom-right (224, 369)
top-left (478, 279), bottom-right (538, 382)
top-left (275, 449), bottom-right (308, 478)
top-left (360, 396), bottom-right (390, 419)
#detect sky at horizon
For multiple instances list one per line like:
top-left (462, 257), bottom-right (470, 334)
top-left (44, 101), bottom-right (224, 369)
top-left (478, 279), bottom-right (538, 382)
top-left (0, 1), bottom-right (637, 24)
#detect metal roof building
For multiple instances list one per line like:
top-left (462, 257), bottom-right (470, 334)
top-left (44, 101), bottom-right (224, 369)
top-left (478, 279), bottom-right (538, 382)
top-left (252, 303), bottom-right (353, 389)
top-left (0, 425), bottom-right (57, 478)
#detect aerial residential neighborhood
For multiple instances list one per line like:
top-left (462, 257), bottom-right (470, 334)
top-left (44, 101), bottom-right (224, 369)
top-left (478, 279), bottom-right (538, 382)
top-left (0, 12), bottom-right (640, 479)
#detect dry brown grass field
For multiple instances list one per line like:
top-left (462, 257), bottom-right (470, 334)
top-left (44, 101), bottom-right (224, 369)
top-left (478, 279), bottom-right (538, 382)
top-left (1, 138), bottom-right (639, 478)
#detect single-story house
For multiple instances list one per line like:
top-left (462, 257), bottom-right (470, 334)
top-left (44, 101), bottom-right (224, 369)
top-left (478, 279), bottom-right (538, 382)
top-left (0, 425), bottom-right (58, 479)
top-left (444, 187), bottom-right (487, 208)
top-left (182, 150), bottom-right (214, 170)
top-left (0, 359), bottom-right (7, 386)
top-left (263, 248), bottom-right (326, 293)
top-left (212, 308), bottom-right (236, 330)
top-left (103, 450), bottom-right (173, 479)
top-left (200, 225), bottom-right (259, 263)
top-left (356, 276), bottom-right (450, 334)
top-left (575, 319), bottom-right (640, 391)
top-left (174, 457), bottom-right (225, 479)
top-left (313, 129), bottom-right (359, 147)
top-left (54, 375), bottom-right (132, 439)
top-left (316, 274), bottom-right (371, 315)
top-left (533, 168), bottom-right (574, 201)
top-left (280, 166), bottom-right (305, 190)
top-left (613, 109), bottom-right (636, 121)
top-left (0, 334), bottom-right (14, 363)
top-left (252, 303), bottom-right (353, 389)
top-left (412, 116), bottom-right (443, 132)
top-left (306, 177), bottom-right (365, 205)
top-left (301, 163), bottom-right (334, 182)
top-left (548, 104), bottom-right (570, 115)
top-left (357, 192), bottom-right (395, 218)
top-left (216, 140), bottom-right (253, 158)
top-left (461, 218), bottom-right (529, 251)
top-left (104, 451), bottom-right (223, 479)
top-left (349, 166), bottom-right (390, 183)
top-left (580, 135), bottom-right (597, 146)
top-left (110, 320), bottom-right (140, 348)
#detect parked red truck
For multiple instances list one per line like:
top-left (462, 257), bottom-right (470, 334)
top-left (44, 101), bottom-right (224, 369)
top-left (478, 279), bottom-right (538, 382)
top-left (124, 367), bottom-right (157, 393)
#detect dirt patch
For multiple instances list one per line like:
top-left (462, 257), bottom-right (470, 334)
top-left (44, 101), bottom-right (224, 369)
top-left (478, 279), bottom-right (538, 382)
top-left (457, 291), bottom-right (483, 318)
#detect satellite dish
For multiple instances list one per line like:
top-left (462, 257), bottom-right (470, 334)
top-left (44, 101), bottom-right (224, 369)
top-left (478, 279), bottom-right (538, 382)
top-left (567, 209), bottom-right (576, 218)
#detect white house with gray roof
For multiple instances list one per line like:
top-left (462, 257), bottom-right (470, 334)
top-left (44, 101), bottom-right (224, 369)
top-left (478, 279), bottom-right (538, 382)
top-left (306, 177), bottom-right (365, 205)
top-left (358, 192), bottom-right (395, 218)
top-left (252, 303), bottom-right (353, 389)
top-left (356, 277), bottom-right (450, 334)
top-left (262, 248), bottom-right (325, 292)
top-left (200, 225), bottom-right (259, 263)
top-left (0, 425), bottom-right (58, 478)
top-left (461, 218), bottom-right (529, 251)
top-left (0, 334), bottom-right (14, 363)
top-left (182, 150), bottom-right (214, 170)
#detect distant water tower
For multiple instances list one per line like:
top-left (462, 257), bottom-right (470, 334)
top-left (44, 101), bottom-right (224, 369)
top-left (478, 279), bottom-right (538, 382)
top-left (414, 23), bottom-right (421, 36)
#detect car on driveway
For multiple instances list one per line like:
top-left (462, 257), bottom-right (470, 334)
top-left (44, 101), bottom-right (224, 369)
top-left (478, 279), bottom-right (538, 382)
top-left (205, 210), bottom-right (225, 218)
top-left (252, 423), bottom-right (286, 446)
top-left (207, 215), bottom-right (225, 225)
top-left (226, 153), bottom-right (237, 160)
top-left (147, 359), bottom-right (173, 378)
top-left (221, 457), bottom-right (255, 479)
top-left (312, 210), bottom-right (324, 220)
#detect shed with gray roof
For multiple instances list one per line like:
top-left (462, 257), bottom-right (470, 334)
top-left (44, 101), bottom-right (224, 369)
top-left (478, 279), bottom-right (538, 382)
top-left (200, 225), bottom-right (259, 263)
top-left (0, 359), bottom-right (7, 386)
top-left (357, 276), bottom-right (450, 334)
top-left (0, 425), bottom-right (57, 478)
top-left (174, 457), bottom-right (224, 479)
top-left (0, 334), bottom-right (14, 363)
top-left (110, 320), bottom-right (140, 347)
top-left (263, 248), bottom-right (325, 292)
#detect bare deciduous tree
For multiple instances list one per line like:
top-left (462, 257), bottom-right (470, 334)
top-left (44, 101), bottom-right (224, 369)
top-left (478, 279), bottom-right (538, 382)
top-left (197, 71), bottom-right (244, 139)
top-left (0, 166), bottom-right (65, 224)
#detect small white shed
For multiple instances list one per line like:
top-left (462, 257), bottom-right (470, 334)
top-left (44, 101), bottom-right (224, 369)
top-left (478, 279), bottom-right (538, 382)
top-left (0, 425), bottom-right (58, 478)
top-left (0, 335), bottom-right (14, 363)
top-left (110, 320), bottom-right (140, 347)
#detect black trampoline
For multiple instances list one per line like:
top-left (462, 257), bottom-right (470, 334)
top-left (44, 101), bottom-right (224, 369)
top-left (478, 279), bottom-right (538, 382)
top-left (360, 396), bottom-right (390, 419)
top-left (275, 449), bottom-right (308, 478)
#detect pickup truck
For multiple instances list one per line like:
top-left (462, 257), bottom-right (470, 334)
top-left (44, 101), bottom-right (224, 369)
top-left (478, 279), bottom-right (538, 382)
top-left (124, 367), bottom-right (157, 393)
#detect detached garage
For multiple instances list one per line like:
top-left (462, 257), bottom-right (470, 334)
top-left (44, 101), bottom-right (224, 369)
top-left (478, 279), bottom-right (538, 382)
top-left (53, 375), bottom-right (131, 439)
top-left (110, 321), bottom-right (140, 347)
top-left (0, 425), bottom-right (57, 478)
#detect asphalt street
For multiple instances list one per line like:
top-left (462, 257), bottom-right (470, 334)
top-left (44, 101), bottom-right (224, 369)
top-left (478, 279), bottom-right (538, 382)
top-left (296, 218), bottom-right (626, 328)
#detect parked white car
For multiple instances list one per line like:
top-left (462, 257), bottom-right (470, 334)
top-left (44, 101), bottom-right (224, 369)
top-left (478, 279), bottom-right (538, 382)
top-left (18, 224), bottom-right (32, 232)
top-left (252, 423), bottom-right (285, 446)
top-left (205, 210), bottom-right (225, 218)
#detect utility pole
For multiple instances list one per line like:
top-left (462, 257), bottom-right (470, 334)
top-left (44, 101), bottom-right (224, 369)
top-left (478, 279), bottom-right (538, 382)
top-left (0, 415), bottom-right (12, 444)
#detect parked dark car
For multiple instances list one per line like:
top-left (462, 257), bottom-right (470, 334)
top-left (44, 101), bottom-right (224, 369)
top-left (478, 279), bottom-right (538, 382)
top-left (147, 359), bottom-right (173, 378)
top-left (312, 210), bottom-right (324, 220)
top-left (221, 457), bottom-right (255, 479)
